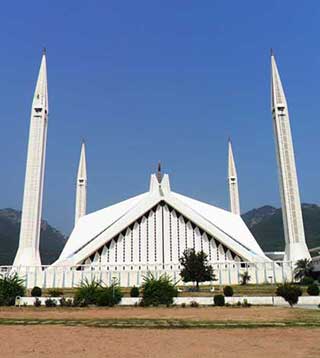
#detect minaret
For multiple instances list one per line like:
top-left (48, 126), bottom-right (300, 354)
top-left (271, 51), bottom-right (310, 262)
top-left (75, 141), bottom-right (87, 225)
top-left (228, 139), bottom-right (240, 215)
top-left (13, 49), bottom-right (48, 267)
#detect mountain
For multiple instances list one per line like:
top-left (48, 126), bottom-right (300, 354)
top-left (242, 204), bottom-right (320, 251)
top-left (0, 209), bottom-right (66, 265)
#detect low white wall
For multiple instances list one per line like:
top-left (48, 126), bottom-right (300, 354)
top-left (15, 296), bottom-right (320, 306)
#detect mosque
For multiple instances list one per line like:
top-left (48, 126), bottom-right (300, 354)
top-left (10, 49), bottom-right (311, 287)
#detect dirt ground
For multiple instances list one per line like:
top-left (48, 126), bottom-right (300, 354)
top-left (0, 326), bottom-right (319, 358)
top-left (0, 306), bottom-right (307, 321)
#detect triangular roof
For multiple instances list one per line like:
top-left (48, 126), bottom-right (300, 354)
top-left (53, 174), bottom-right (269, 266)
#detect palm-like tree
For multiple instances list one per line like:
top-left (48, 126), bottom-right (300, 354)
top-left (293, 259), bottom-right (313, 281)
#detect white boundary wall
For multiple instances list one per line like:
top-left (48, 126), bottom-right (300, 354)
top-left (2, 261), bottom-right (294, 289)
top-left (16, 296), bottom-right (320, 307)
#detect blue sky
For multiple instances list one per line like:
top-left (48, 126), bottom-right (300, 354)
top-left (0, 1), bottom-right (319, 234)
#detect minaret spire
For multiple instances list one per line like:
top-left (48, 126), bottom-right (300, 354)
top-left (157, 161), bottom-right (162, 183)
top-left (75, 140), bottom-right (87, 225)
top-left (13, 50), bottom-right (49, 267)
top-left (228, 138), bottom-right (240, 215)
top-left (271, 52), bottom-right (310, 262)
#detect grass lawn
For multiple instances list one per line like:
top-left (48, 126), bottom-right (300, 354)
top-left (0, 306), bottom-right (319, 329)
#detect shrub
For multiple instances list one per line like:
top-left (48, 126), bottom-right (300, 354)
top-left (48, 289), bottom-right (63, 297)
top-left (213, 294), bottom-right (225, 306)
top-left (190, 300), bottom-right (199, 308)
top-left (59, 297), bottom-right (73, 307)
top-left (31, 286), bottom-right (42, 297)
top-left (96, 284), bottom-right (123, 307)
top-left (300, 276), bottom-right (314, 286)
top-left (130, 286), bottom-right (140, 298)
top-left (307, 284), bottom-right (320, 296)
top-left (276, 283), bottom-right (302, 307)
top-left (242, 299), bottom-right (251, 307)
top-left (0, 273), bottom-right (25, 306)
top-left (33, 298), bottom-right (42, 307)
top-left (141, 273), bottom-right (178, 307)
top-left (223, 286), bottom-right (234, 297)
top-left (45, 298), bottom-right (57, 307)
top-left (73, 279), bottom-right (102, 306)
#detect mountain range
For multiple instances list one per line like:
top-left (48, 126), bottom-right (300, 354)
top-left (0, 204), bottom-right (319, 265)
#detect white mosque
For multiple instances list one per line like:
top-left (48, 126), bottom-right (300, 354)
top-left (10, 49), bottom-right (311, 288)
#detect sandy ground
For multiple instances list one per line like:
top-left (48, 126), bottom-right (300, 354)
top-left (0, 326), bottom-right (319, 358)
top-left (0, 306), bottom-right (304, 321)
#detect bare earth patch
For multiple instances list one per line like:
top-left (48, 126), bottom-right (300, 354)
top-left (0, 306), bottom-right (310, 322)
top-left (1, 326), bottom-right (319, 358)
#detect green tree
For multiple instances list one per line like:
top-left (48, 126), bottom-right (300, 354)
top-left (240, 271), bottom-right (251, 285)
top-left (294, 259), bottom-right (314, 282)
top-left (276, 283), bottom-right (302, 307)
top-left (179, 249), bottom-right (215, 290)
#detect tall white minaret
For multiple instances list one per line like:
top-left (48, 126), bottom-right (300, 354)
top-left (228, 139), bottom-right (240, 215)
top-left (74, 141), bottom-right (87, 225)
top-left (13, 49), bottom-right (49, 267)
top-left (271, 51), bottom-right (310, 262)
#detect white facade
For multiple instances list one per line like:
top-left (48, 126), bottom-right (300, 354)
top-left (13, 50), bottom-right (48, 267)
top-left (53, 173), bottom-right (269, 272)
top-left (228, 139), bottom-right (240, 215)
top-left (75, 141), bottom-right (87, 225)
top-left (271, 52), bottom-right (310, 262)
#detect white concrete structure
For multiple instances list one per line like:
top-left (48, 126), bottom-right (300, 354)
top-left (13, 50), bottom-right (49, 267)
top-left (271, 51), bottom-right (310, 262)
top-left (75, 141), bottom-right (87, 225)
top-left (228, 139), bottom-right (240, 215)
top-left (53, 171), bottom-right (270, 274)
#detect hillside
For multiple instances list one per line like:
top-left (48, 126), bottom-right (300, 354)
top-left (242, 204), bottom-right (320, 251)
top-left (0, 209), bottom-right (66, 265)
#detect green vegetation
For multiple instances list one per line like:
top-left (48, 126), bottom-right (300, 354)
top-left (213, 294), bottom-right (225, 306)
top-left (59, 297), bottom-right (73, 307)
top-left (73, 279), bottom-right (102, 306)
top-left (73, 278), bottom-right (123, 307)
top-left (47, 289), bottom-right (63, 297)
top-left (130, 286), bottom-right (139, 297)
top-left (179, 249), bottom-right (216, 290)
top-left (276, 283), bottom-right (302, 307)
top-left (307, 284), bottom-right (319, 296)
top-left (223, 286), bottom-right (234, 297)
top-left (31, 286), bottom-right (42, 297)
top-left (33, 298), bottom-right (41, 307)
top-left (96, 285), bottom-right (123, 307)
top-left (240, 271), bottom-right (251, 285)
top-left (141, 273), bottom-right (177, 306)
top-left (0, 273), bottom-right (25, 306)
top-left (294, 259), bottom-right (314, 282)
top-left (45, 298), bottom-right (57, 307)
